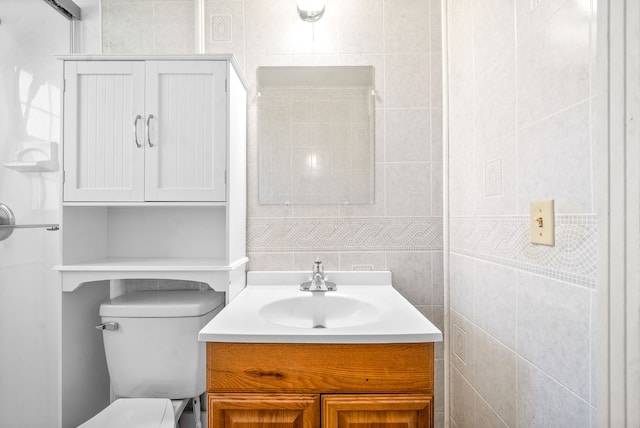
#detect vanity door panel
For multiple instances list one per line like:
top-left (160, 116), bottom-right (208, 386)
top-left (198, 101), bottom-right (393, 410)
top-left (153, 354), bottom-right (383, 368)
top-left (322, 394), bottom-right (433, 428)
top-left (208, 393), bottom-right (319, 428)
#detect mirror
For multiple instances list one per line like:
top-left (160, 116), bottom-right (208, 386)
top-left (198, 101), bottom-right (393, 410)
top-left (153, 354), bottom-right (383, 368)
top-left (257, 66), bottom-right (375, 205)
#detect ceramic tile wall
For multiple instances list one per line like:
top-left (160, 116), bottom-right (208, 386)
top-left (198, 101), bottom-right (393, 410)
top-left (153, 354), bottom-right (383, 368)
top-left (102, 1), bottom-right (445, 424)
top-left (447, 0), bottom-right (597, 426)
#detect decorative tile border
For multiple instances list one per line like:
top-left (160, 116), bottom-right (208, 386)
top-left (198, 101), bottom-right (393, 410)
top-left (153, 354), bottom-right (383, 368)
top-left (248, 217), bottom-right (443, 252)
top-left (450, 215), bottom-right (597, 288)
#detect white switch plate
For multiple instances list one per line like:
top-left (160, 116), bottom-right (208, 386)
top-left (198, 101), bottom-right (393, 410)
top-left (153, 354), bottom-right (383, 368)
top-left (530, 199), bottom-right (555, 246)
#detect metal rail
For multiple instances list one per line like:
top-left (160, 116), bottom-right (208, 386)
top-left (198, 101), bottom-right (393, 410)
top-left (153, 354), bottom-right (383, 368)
top-left (0, 224), bottom-right (59, 231)
top-left (0, 203), bottom-right (59, 241)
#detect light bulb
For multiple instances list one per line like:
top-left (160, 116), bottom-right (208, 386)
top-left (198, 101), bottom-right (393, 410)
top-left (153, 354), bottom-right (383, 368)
top-left (297, 0), bottom-right (326, 22)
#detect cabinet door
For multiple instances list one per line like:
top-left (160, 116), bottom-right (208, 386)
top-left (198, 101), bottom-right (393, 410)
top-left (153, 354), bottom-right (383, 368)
top-left (145, 61), bottom-right (227, 202)
top-left (63, 61), bottom-right (145, 202)
top-left (209, 393), bottom-right (319, 428)
top-left (322, 394), bottom-right (433, 428)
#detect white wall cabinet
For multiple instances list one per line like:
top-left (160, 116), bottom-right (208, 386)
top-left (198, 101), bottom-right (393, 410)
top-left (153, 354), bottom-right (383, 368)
top-left (63, 59), bottom-right (227, 202)
top-left (56, 55), bottom-right (247, 293)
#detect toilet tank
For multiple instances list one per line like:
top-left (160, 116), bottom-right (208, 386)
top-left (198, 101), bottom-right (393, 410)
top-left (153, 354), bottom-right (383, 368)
top-left (99, 291), bottom-right (224, 399)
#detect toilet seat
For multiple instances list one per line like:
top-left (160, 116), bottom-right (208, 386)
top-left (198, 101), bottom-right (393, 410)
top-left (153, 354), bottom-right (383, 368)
top-left (78, 398), bottom-right (176, 428)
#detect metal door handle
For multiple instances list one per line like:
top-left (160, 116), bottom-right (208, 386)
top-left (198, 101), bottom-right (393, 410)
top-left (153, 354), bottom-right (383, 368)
top-left (133, 115), bottom-right (142, 148)
top-left (146, 114), bottom-right (154, 147)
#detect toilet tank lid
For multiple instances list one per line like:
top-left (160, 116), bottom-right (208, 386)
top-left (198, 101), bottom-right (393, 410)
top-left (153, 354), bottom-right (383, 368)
top-left (100, 291), bottom-right (224, 318)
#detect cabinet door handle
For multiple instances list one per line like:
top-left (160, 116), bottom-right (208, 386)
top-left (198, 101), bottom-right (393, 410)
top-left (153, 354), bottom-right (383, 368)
top-left (133, 115), bottom-right (142, 148)
top-left (146, 114), bottom-right (155, 147)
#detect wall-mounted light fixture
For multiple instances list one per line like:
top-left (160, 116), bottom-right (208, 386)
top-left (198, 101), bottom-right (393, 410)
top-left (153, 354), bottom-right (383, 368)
top-left (297, 0), bottom-right (325, 22)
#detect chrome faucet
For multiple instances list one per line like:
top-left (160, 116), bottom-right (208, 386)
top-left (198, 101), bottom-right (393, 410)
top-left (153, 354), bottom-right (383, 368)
top-left (300, 260), bottom-right (337, 292)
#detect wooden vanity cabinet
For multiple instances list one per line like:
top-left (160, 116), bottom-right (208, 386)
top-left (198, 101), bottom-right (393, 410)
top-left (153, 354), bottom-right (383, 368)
top-left (207, 342), bottom-right (434, 428)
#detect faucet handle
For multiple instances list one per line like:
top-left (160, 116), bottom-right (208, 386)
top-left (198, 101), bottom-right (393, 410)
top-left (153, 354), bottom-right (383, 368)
top-left (312, 260), bottom-right (324, 276)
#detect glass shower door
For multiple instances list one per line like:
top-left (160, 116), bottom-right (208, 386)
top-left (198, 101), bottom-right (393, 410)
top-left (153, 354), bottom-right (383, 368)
top-left (0, 1), bottom-right (68, 426)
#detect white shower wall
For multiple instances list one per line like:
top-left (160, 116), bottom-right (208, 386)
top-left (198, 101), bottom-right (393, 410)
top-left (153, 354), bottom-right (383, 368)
top-left (447, 0), bottom-right (597, 427)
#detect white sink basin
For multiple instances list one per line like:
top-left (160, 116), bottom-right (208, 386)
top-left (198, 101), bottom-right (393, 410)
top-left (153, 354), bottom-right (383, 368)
top-left (198, 271), bottom-right (443, 344)
top-left (258, 294), bottom-right (380, 329)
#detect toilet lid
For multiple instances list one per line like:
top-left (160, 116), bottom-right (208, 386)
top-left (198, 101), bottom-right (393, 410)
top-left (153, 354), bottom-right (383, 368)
top-left (78, 398), bottom-right (175, 428)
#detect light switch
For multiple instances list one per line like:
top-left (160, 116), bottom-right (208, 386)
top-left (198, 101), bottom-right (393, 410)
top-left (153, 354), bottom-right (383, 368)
top-left (530, 199), bottom-right (555, 246)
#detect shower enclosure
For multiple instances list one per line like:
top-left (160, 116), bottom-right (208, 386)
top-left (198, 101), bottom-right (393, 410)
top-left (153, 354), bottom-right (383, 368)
top-left (0, 1), bottom-right (73, 426)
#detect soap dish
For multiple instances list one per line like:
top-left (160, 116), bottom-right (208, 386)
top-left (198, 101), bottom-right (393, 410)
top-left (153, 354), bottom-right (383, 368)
top-left (3, 142), bottom-right (58, 173)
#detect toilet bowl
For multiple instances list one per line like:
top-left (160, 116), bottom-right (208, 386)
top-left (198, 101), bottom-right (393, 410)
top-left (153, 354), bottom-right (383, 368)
top-left (78, 398), bottom-right (188, 428)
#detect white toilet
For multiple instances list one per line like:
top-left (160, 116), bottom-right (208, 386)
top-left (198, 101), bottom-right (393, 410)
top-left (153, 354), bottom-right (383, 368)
top-left (79, 290), bottom-right (224, 428)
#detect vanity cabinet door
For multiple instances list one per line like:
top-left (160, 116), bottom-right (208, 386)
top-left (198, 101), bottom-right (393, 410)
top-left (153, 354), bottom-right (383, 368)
top-left (322, 394), bottom-right (433, 428)
top-left (208, 393), bottom-right (320, 428)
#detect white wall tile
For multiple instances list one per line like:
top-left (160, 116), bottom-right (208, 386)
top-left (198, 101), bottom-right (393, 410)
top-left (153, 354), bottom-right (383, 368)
top-left (338, 252), bottom-right (386, 271)
top-left (471, 6), bottom-right (516, 143)
top-left (247, 252), bottom-right (294, 271)
top-left (449, 151), bottom-right (475, 216)
top-left (384, 54), bottom-right (430, 108)
top-left (383, 0), bottom-right (430, 54)
top-left (516, 0), bottom-right (591, 126)
top-left (448, 84), bottom-right (475, 159)
top-left (435, 358), bottom-right (444, 411)
top-left (431, 108), bottom-right (443, 162)
top-left (153, 2), bottom-right (195, 53)
top-left (473, 59), bottom-right (516, 146)
top-left (429, 0), bottom-right (442, 53)
top-left (474, 260), bottom-right (517, 350)
top-left (435, 411), bottom-right (445, 428)
top-left (517, 357), bottom-right (591, 428)
top-left (474, 328), bottom-right (517, 427)
top-left (205, 1), bottom-right (245, 56)
top-left (451, 309), bottom-right (475, 384)
top-left (474, 134), bottom-right (517, 215)
top-left (474, 393), bottom-right (509, 428)
top-left (450, 253), bottom-right (475, 320)
top-left (516, 101), bottom-right (592, 214)
top-left (450, 364), bottom-right (475, 427)
top-left (102, 1), bottom-right (154, 53)
top-left (385, 109), bottom-right (430, 162)
top-left (590, 289), bottom-right (597, 405)
top-left (336, 0), bottom-right (383, 54)
top-left (431, 161), bottom-right (443, 216)
top-left (471, 0), bottom-right (515, 81)
top-left (517, 272), bottom-right (591, 400)
top-left (432, 252), bottom-right (444, 305)
top-left (430, 53), bottom-right (443, 108)
top-left (385, 162), bottom-right (431, 216)
top-left (387, 252), bottom-right (433, 305)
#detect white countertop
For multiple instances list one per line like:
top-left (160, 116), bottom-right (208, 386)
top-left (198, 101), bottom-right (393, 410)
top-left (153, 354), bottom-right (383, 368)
top-left (198, 271), bottom-right (443, 344)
